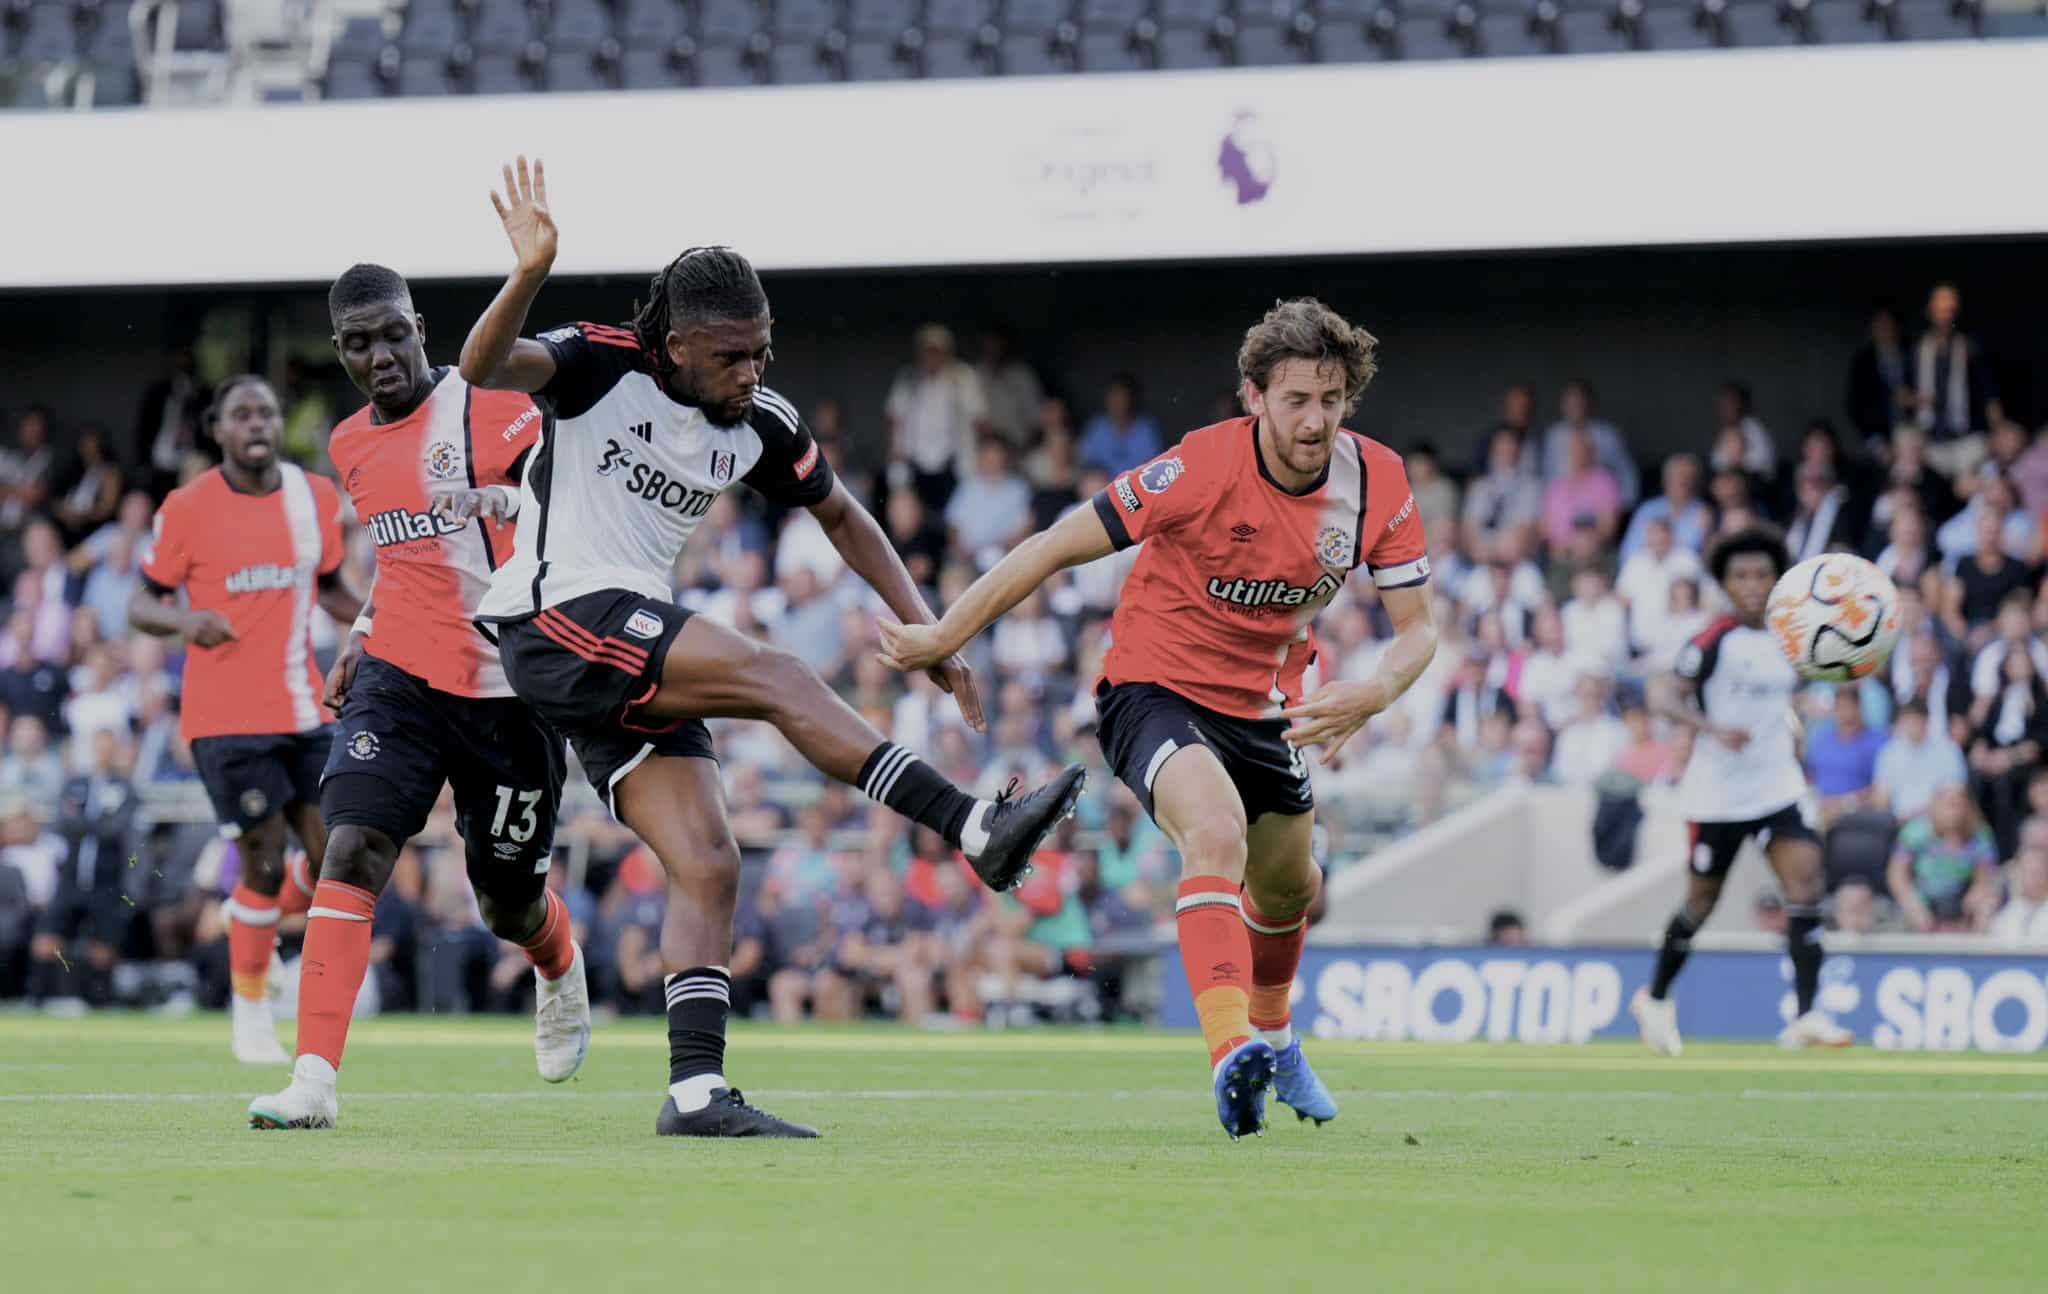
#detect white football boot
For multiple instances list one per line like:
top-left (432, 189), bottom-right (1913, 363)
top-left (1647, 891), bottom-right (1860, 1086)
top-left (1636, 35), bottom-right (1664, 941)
top-left (248, 1055), bottom-right (339, 1130)
top-left (534, 943), bottom-right (591, 1083)
top-left (1631, 987), bottom-right (1684, 1058)
top-left (1778, 1009), bottom-right (1853, 1050)
top-left (231, 994), bottom-right (292, 1065)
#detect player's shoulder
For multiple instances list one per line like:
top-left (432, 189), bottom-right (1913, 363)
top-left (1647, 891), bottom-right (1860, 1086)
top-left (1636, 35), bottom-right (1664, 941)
top-left (1138, 418), bottom-right (1236, 490)
top-left (536, 321), bottom-right (650, 413)
top-left (539, 320), bottom-right (645, 355)
top-left (303, 466), bottom-right (342, 508)
top-left (157, 468), bottom-right (223, 517)
top-left (1345, 429), bottom-right (1406, 474)
top-left (745, 385), bottom-right (806, 440)
top-left (1690, 614), bottom-right (1742, 651)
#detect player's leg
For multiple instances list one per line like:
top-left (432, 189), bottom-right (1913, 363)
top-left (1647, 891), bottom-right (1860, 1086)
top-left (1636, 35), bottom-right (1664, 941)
top-left (626, 609), bottom-right (1083, 892)
top-left (191, 735), bottom-right (300, 1064)
top-left (451, 713), bottom-right (584, 1083)
top-left (1242, 810), bottom-right (1336, 1125)
top-left (606, 741), bottom-right (817, 1138)
top-left (1632, 825), bottom-right (1734, 1058)
top-left (1764, 816), bottom-right (1851, 1048)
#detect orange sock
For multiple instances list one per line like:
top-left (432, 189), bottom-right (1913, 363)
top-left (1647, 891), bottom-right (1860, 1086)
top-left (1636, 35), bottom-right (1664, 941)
top-left (1176, 876), bottom-right (1253, 1067)
top-left (1243, 891), bottom-right (1310, 1039)
top-left (226, 885), bottom-right (280, 1002)
top-left (519, 890), bottom-right (576, 981)
top-left (276, 851), bottom-right (316, 919)
top-left (295, 879), bottom-right (377, 1070)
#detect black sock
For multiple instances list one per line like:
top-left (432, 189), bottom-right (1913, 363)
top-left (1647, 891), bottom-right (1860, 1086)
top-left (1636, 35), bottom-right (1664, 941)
top-left (1786, 905), bottom-right (1823, 1015)
top-left (665, 966), bottom-right (731, 1087)
top-left (1649, 908), bottom-right (1699, 1000)
top-left (858, 742), bottom-right (976, 845)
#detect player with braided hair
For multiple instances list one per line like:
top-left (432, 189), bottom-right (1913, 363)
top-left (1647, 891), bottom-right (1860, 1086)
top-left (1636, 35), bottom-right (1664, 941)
top-left (455, 157), bottom-right (1085, 1139)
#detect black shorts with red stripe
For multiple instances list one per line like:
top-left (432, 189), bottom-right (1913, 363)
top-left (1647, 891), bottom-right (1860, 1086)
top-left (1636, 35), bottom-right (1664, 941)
top-left (490, 590), bottom-right (714, 814)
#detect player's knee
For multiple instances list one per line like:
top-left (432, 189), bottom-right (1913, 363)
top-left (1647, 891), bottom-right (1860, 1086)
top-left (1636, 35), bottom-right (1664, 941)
top-left (321, 825), bottom-right (399, 893)
top-left (752, 647), bottom-right (820, 714)
top-left (1250, 866), bottom-right (1320, 918)
top-left (1178, 813), bottom-right (1249, 877)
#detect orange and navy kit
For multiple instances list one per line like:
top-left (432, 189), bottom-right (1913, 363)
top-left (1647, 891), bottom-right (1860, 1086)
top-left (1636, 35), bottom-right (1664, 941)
top-left (141, 463), bottom-right (345, 831)
top-left (1089, 417), bottom-right (1429, 822)
top-left (318, 367), bottom-right (564, 893)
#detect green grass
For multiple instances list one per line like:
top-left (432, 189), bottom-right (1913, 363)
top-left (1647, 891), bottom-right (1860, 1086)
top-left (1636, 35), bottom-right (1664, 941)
top-left (2, 1014), bottom-right (2043, 1294)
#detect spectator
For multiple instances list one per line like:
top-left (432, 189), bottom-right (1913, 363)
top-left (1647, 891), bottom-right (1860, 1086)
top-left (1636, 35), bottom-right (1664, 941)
top-left (944, 436), bottom-right (1034, 564)
top-left (1077, 375), bottom-right (1162, 477)
top-left (63, 645), bottom-right (135, 772)
top-left (1612, 696), bottom-right (1677, 783)
top-left (1874, 497), bottom-right (1936, 589)
top-left (1989, 848), bottom-right (2048, 945)
top-left (135, 346), bottom-right (207, 498)
top-left (1541, 428), bottom-right (1622, 553)
top-left (0, 837), bottom-right (28, 997)
top-left (1561, 568), bottom-right (1627, 676)
top-left (1469, 382), bottom-right (1537, 479)
top-left (0, 715), bottom-right (65, 807)
top-left (1487, 909), bottom-right (1528, 946)
top-left (1541, 380), bottom-right (1639, 507)
top-left (1869, 427), bottom-right (1957, 544)
top-left (1937, 478), bottom-right (2039, 568)
top-left (1617, 516), bottom-right (1704, 655)
top-left (0, 613), bottom-right (67, 729)
top-left (605, 848), bottom-right (668, 1014)
top-left (2001, 419), bottom-right (2048, 520)
top-left (1910, 282), bottom-right (2001, 465)
top-left (1710, 382), bottom-right (1777, 481)
top-left (1967, 593), bottom-right (2048, 702)
top-left (829, 865), bottom-right (932, 1022)
top-left (1511, 604), bottom-right (1575, 730)
top-left (1637, 576), bottom-right (1710, 675)
top-left (1891, 628), bottom-right (1965, 743)
top-left (1805, 686), bottom-right (1889, 827)
top-left (1752, 889), bottom-right (1787, 935)
top-left (1506, 719), bottom-right (1554, 785)
top-left (79, 529), bottom-right (143, 644)
top-left (1967, 643), bottom-right (2048, 859)
top-left (1025, 400), bottom-right (1082, 528)
top-left (1846, 309), bottom-right (1912, 446)
top-left (1552, 674), bottom-right (1628, 786)
top-left (28, 730), bottom-right (136, 1008)
top-left (1888, 784), bottom-right (2002, 933)
top-left (884, 322), bottom-right (988, 511)
top-left (1831, 876), bottom-right (1880, 936)
top-left (1619, 454), bottom-right (1712, 564)
top-left (972, 325), bottom-right (1044, 452)
top-left (1460, 427), bottom-right (1544, 560)
top-left (882, 488), bottom-right (946, 591)
top-left (773, 567), bottom-right (846, 680)
top-left (0, 406), bottom-right (62, 550)
top-left (365, 844), bottom-right (425, 1013)
top-left (1405, 442), bottom-right (1460, 550)
top-left (50, 426), bottom-right (123, 548)
top-left (1786, 465), bottom-right (1854, 563)
top-left (1872, 699), bottom-right (1967, 822)
top-left (989, 589), bottom-right (1067, 686)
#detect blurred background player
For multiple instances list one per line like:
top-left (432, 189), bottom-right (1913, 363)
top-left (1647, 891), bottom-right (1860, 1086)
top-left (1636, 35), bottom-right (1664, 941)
top-left (462, 158), bottom-right (1085, 1139)
top-left (129, 376), bottom-right (361, 1063)
top-left (249, 265), bottom-right (582, 1131)
top-left (881, 299), bottom-right (1438, 1139)
top-left (1638, 526), bottom-right (1853, 1056)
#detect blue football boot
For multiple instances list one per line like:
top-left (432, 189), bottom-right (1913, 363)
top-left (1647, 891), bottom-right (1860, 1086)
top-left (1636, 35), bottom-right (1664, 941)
top-left (1213, 1038), bottom-right (1277, 1140)
top-left (1272, 1038), bottom-right (1338, 1126)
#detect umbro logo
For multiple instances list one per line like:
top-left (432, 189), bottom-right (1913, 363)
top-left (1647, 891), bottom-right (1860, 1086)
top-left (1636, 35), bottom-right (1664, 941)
top-left (1230, 523), bottom-right (1257, 543)
top-left (628, 422), bottom-right (652, 443)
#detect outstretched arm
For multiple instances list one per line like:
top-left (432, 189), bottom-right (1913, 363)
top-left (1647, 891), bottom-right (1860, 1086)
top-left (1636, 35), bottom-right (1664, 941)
top-left (459, 156), bottom-right (561, 393)
top-left (316, 569), bottom-right (365, 627)
top-left (811, 480), bottom-right (984, 732)
top-left (876, 501), bottom-right (1116, 672)
top-left (128, 581), bottom-right (234, 648)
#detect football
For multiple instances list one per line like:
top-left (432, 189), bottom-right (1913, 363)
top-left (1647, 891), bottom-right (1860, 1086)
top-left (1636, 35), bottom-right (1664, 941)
top-left (1767, 553), bottom-right (1903, 682)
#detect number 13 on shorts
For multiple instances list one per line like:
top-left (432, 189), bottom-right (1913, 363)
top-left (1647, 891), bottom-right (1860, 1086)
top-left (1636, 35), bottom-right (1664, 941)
top-left (492, 784), bottom-right (546, 871)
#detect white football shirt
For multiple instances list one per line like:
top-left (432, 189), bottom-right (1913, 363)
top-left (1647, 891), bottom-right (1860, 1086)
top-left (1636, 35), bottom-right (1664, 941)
top-left (1673, 617), bottom-right (1809, 823)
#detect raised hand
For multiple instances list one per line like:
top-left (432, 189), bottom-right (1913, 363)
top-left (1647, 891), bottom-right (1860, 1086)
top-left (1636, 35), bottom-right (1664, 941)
top-left (489, 155), bottom-right (556, 276)
top-left (1278, 678), bottom-right (1391, 766)
top-left (875, 619), bottom-right (951, 675)
top-left (429, 485), bottom-right (517, 525)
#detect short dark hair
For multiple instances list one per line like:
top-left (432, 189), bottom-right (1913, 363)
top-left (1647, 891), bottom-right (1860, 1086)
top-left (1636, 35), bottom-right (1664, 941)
top-left (1707, 524), bottom-right (1790, 584)
top-left (1236, 298), bottom-right (1378, 412)
top-left (328, 263), bottom-right (410, 322)
top-left (1488, 909), bottom-right (1526, 937)
top-left (630, 246), bottom-right (769, 378)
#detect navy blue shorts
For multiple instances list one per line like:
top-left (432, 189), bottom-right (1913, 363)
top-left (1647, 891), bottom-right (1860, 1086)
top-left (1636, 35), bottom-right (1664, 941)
top-left (488, 590), bottom-right (715, 814)
top-left (191, 728), bottom-right (332, 835)
top-left (321, 655), bottom-right (566, 901)
top-left (1094, 681), bottom-right (1313, 825)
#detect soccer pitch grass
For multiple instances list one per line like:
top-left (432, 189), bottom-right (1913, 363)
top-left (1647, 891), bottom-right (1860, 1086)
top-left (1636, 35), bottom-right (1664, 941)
top-left (2, 1016), bottom-right (2043, 1294)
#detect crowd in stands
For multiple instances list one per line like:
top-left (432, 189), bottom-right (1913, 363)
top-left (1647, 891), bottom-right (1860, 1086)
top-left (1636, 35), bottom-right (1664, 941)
top-left (2, 277), bottom-right (2045, 1025)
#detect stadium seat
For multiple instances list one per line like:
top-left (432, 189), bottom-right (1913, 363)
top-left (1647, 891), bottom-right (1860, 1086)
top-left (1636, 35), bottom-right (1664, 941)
top-left (1886, 0), bottom-right (1976, 39)
top-left (544, 46), bottom-right (613, 88)
top-left (999, 28), bottom-right (1065, 69)
top-left (1155, 24), bottom-right (1226, 62)
top-left (1308, 18), bottom-right (1381, 59)
top-left (1394, 12), bottom-right (1464, 55)
top-left (172, 0), bottom-right (222, 49)
top-left (769, 36), bottom-right (840, 80)
top-left (619, 42), bottom-right (685, 84)
top-left (1822, 808), bottom-right (1896, 894)
top-left (1081, 0), bottom-right (1146, 27)
top-left (1557, 8), bottom-right (1627, 48)
top-left (917, 30), bottom-right (987, 72)
top-left (399, 0), bottom-right (464, 55)
top-left (1232, 20), bottom-right (1310, 61)
top-left (1729, 0), bottom-right (1798, 42)
top-left (395, 52), bottom-right (459, 94)
top-left (85, 56), bottom-right (136, 102)
top-left (1638, 4), bottom-right (1711, 44)
top-left (774, 0), bottom-right (839, 40)
top-left (617, 0), bottom-right (687, 44)
top-left (1800, 0), bottom-right (1880, 41)
top-left (699, 0), bottom-right (765, 44)
top-left (331, 15), bottom-right (389, 62)
top-left (847, 0), bottom-right (914, 37)
top-left (1477, 9), bottom-right (1550, 52)
top-left (1158, 0), bottom-right (1225, 27)
top-left (468, 49), bottom-right (530, 90)
top-left (544, 0), bottom-right (610, 51)
top-left (468, 0), bottom-right (534, 54)
top-left (843, 34), bottom-right (909, 75)
top-left (1004, 0), bottom-right (1070, 34)
top-left (1980, 6), bottom-right (2045, 38)
top-left (693, 39), bottom-right (761, 81)
top-left (1075, 25), bottom-right (1144, 66)
top-left (922, 0), bottom-right (994, 35)
top-left (324, 57), bottom-right (386, 98)
top-left (10, 5), bottom-right (79, 62)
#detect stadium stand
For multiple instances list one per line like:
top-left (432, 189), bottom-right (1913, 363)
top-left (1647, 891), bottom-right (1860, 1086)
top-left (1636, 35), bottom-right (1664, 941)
top-left (0, 0), bottom-right (2042, 107)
